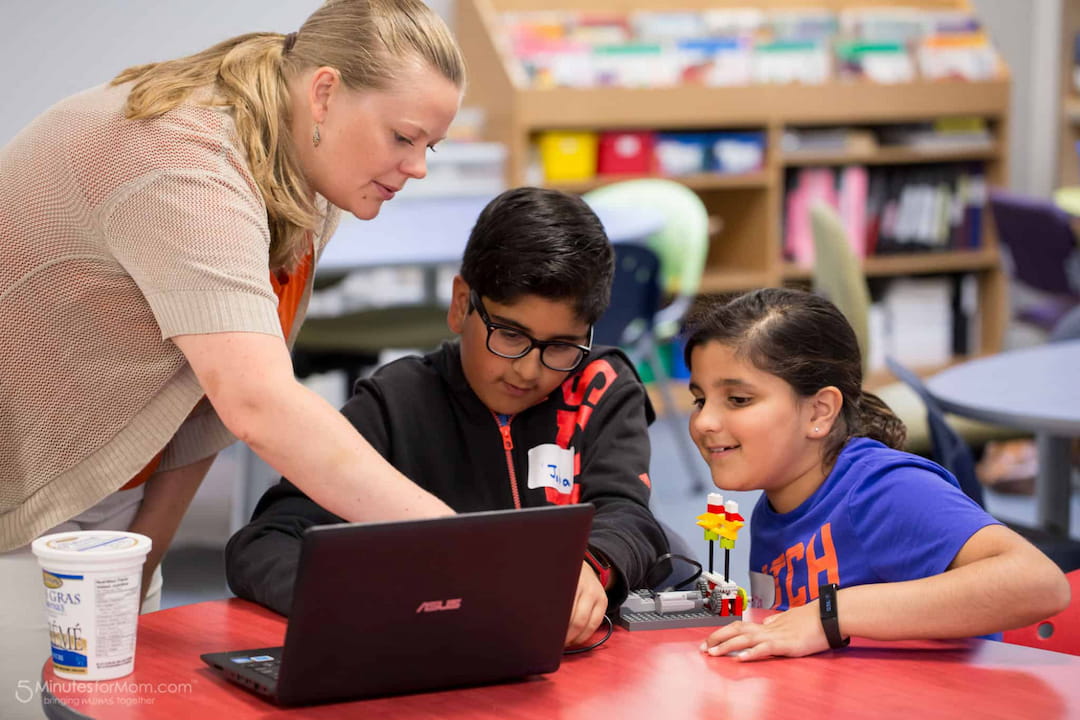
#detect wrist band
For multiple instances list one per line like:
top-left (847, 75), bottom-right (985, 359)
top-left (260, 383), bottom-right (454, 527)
top-left (819, 583), bottom-right (850, 649)
top-left (584, 547), bottom-right (612, 588)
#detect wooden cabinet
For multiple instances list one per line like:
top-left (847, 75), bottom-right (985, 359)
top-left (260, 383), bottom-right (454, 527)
top-left (456, 0), bottom-right (1010, 356)
top-left (1058, 0), bottom-right (1080, 188)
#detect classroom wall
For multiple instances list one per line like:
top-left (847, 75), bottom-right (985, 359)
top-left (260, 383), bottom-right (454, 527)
top-left (972, 0), bottom-right (1062, 198)
top-left (0, 1), bottom-right (1060, 195)
top-left (0, 0), bottom-right (451, 146)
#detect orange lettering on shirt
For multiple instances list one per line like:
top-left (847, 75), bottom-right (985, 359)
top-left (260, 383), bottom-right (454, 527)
top-left (805, 523), bottom-right (841, 599)
top-left (785, 543), bottom-right (807, 607)
top-left (767, 558), bottom-right (785, 610)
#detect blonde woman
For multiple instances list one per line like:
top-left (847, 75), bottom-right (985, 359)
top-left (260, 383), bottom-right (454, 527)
top-left (0, 1), bottom-right (463, 715)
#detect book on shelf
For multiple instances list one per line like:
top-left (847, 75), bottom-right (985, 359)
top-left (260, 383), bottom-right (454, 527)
top-left (501, 6), bottom-right (1001, 89)
top-left (783, 163), bottom-right (987, 265)
top-left (782, 127), bottom-right (878, 156)
top-left (877, 118), bottom-right (993, 152)
top-left (879, 277), bottom-right (955, 367)
top-left (835, 41), bottom-right (915, 83)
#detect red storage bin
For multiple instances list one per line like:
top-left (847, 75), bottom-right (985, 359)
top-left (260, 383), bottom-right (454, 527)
top-left (597, 131), bottom-right (656, 175)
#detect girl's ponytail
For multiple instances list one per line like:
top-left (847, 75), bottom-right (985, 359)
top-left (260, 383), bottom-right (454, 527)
top-left (854, 391), bottom-right (907, 450)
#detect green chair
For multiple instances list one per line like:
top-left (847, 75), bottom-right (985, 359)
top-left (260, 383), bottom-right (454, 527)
top-left (808, 202), bottom-right (1019, 456)
top-left (584, 179), bottom-right (709, 342)
top-left (809, 203), bottom-right (872, 374)
top-left (584, 179), bottom-right (711, 493)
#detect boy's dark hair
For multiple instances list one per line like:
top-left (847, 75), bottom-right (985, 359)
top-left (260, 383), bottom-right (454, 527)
top-left (460, 187), bottom-right (614, 325)
top-left (683, 287), bottom-right (906, 466)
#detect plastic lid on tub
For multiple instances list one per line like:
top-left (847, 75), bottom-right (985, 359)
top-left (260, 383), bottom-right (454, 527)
top-left (31, 531), bottom-right (152, 564)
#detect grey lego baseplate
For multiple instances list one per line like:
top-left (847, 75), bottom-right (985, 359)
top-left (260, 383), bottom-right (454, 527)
top-left (616, 609), bottom-right (741, 631)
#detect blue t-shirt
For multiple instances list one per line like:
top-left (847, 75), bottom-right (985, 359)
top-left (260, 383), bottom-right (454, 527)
top-left (750, 437), bottom-right (1000, 638)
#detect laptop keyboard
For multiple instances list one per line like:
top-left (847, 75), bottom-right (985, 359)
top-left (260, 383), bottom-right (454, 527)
top-left (248, 659), bottom-right (281, 682)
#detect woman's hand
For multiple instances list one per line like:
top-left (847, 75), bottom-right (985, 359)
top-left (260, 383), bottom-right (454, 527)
top-left (701, 602), bottom-right (829, 661)
top-left (127, 455), bottom-right (216, 605)
top-left (565, 562), bottom-right (608, 647)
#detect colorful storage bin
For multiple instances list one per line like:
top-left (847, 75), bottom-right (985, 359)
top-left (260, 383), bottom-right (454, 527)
top-left (538, 131), bottom-right (599, 182)
top-left (597, 131), bottom-right (656, 175)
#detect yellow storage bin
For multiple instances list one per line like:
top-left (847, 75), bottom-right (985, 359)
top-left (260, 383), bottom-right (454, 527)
top-left (538, 131), bottom-right (598, 182)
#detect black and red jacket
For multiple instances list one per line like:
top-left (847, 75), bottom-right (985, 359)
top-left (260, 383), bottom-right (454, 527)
top-left (226, 341), bottom-right (668, 616)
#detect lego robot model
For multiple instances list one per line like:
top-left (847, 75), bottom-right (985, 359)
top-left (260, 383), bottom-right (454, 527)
top-left (695, 492), bottom-right (747, 619)
top-left (617, 493), bottom-right (748, 630)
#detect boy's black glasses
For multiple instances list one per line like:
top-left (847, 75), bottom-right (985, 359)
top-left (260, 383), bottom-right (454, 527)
top-left (469, 290), bottom-right (592, 372)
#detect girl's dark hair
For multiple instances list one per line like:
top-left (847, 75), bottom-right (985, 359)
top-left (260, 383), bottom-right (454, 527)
top-left (683, 287), bottom-right (906, 465)
top-left (460, 187), bottom-right (614, 324)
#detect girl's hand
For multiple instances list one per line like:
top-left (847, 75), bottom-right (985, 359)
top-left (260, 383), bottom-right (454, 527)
top-left (700, 602), bottom-right (831, 661)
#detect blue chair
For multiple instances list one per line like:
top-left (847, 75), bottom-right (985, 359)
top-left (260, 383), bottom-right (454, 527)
top-left (1050, 304), bottom-right (1080, 343)
top-left (888, 361), bottom-right (1080, 573)
top-left (595, 244), bottom-right (707, 493)
top-left (988, 189), bottom-right (1080, 332)
top-left (885, 356), bottom-right (985, 507)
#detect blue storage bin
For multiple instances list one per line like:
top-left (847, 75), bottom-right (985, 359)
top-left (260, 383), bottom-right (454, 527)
top-left (706, 131), bottom-right (766, 174)
top-left (654, 132), bottom-right (710, 176)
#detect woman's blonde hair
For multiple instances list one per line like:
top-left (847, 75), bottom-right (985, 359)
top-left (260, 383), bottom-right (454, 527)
top-left (112, 0), bottom-right (466, 270)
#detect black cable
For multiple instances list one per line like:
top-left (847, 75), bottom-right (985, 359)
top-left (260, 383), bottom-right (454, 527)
top-left (645, 552), bottom-right (703, 592)
top-left (563, 614), bottom-right (614, 655)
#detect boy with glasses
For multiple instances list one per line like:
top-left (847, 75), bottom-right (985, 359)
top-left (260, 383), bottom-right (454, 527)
top-left (226, 187), bottom-right (668, 647)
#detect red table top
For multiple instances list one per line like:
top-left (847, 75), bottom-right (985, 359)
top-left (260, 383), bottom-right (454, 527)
top-left (42, 598), bottom-right (1080, 719)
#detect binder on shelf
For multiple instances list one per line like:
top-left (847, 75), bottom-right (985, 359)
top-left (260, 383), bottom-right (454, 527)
top-left (785, 162), bottom-right (987, 263)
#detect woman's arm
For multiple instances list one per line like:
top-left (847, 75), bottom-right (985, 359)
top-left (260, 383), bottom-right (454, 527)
top-left (703, 524), bottom-right (1071, 660)
top-left (126, 454), bottom-right (216, 603)
top-left (171, 330), bottom-right (454, 523)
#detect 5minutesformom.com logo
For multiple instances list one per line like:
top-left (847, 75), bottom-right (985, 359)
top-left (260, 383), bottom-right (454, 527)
top-left (15, 679), bottom-right (194, 704)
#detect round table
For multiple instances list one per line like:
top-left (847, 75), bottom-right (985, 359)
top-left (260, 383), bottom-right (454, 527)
top-left (926, 341), bottom-right (1080, 535)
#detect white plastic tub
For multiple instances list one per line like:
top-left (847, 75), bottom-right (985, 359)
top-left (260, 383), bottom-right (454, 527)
top-left (31, 531), bottom-right (152, 680)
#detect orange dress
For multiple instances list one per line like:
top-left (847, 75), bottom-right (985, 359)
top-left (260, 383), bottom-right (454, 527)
top-left (119, 249), bottom-right (314, 490)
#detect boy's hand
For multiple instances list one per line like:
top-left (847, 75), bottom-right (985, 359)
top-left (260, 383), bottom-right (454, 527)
top-left (565, 562), bottom-right (607, 647)
top-left (700, 602), bottom-right (829, 661)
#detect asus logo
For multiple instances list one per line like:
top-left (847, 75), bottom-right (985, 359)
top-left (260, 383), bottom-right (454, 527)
top-left (416, 599), bottom-right (462, 613)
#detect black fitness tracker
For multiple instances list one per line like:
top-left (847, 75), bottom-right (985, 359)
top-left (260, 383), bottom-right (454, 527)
top-left (819, 583), bottom-right (850, 649)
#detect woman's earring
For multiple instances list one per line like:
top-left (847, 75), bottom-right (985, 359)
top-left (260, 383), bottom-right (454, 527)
top-left (814, 427), bottom-right (821, 434)
top-left (312, 123), bottom-right (322, 148)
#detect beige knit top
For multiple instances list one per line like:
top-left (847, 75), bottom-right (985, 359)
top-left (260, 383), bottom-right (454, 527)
top-left (0, 82), bottom-right (341, 551)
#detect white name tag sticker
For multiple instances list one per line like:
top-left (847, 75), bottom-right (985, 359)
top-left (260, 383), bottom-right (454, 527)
top-left (527, 444), bottom-right (575, 494)
top-left (749, 570), bottom-right (776, 610)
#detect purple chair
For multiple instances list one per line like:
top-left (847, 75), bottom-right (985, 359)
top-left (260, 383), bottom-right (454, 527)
top-left (988, 189), bottom-right (1080, 331)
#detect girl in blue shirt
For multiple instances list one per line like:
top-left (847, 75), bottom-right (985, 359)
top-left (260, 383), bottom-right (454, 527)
top-left (686, 288), bottom-right (1069, 660)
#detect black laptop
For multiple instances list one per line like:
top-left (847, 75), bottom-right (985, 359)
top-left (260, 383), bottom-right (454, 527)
top-left (201, 504), bottom-right (593, 706)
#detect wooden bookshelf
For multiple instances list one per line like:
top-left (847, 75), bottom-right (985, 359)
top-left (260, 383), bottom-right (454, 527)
top-left (1058, 0), bottom-right (1080, 188)
top-left (547, 170), bottom-right (771, 194)
top-left (782, 247), bottom-right (1001, 281)
top-left (782, 144), bottom-right (1001, 167)
top-left (456, 0), bottom-right (1011, 357)
top-left (1064, 97), bottom-right (1080, 125)
top-left (699, 269), bottom-right (778, 295)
